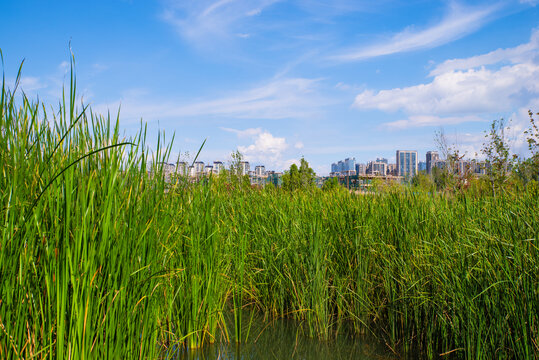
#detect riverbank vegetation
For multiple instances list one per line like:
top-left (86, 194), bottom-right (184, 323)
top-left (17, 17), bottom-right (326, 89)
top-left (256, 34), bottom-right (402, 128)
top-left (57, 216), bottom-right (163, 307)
top-left (1, 62), bottom-right (538, 359)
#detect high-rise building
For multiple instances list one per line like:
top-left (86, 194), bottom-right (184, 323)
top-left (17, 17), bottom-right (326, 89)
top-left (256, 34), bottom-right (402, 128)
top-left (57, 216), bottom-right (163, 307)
top-left (426, 151), bottom-right (439, 174)
top-left (473, 161), bottom-right (487, 175)
top-left (213, 161), bottom-right (224, 175)
top-left (418, 161), bottom-right (427, 172)
top-left (367, 161), bottom-right (387, 176)
top-left (396, 150), bottom-right (418, 178)
top-left (344, 158), bottom-right (356, 172)
top-left (266, 172), bottom-right (283, 187)
top-left (194, 161), bottom-right (205, 174)
top-left (337, 160), bottom-right (344, 174)
top-left (331, 158), bottom-right (356, 175)
top-left (255, 165), bottom-right (266, 176)
top-left (204, 165), bottom-right (213, 174)
top-left (433, 159), bottom-right (446, 171)
top-left (376, 157), bottom-right (388, 164)
top-left (177, 161), bottom-right (188, 176)
top-left (387, 164), bottom-right (397, 176)
top-left (240, 161), bottom-right (250, 175)
top-left (355, 163), bottom-right (366, 175)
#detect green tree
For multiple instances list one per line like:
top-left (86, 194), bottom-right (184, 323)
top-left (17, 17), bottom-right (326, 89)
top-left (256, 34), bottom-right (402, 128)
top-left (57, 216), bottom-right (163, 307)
top-left (321, 176), bottom-right (340, 191)
top-left (218, 150), bottom-right (250, 189)
top-left (433, 129), bottom-right (468, 192)
top-left (481, 118), bottom-right (516, 196)
top-left (282, 157), bottom-right (316, 191)
top-left (411, 170), bottom-right (435, 192)
top-left (519, 110), bottom-right (539, 182)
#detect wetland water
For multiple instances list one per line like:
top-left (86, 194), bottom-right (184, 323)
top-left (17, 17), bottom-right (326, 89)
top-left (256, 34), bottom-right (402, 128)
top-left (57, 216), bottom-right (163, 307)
top-left (176, 313), bottom-right (394, 360)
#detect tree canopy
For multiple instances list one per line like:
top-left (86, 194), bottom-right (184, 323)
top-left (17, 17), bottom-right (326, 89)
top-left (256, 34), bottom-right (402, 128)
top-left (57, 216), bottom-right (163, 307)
top-left (282, 158), bottom-right (316, 191)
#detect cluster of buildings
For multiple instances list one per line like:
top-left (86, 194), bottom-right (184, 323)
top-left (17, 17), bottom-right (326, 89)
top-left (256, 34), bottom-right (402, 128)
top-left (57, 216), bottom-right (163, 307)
top-left (155, 149), bottom-right (489, 190)
top-left (159, 160), bottom-right (283, 186)
top-left (331, 150), bottom-right (487, 179)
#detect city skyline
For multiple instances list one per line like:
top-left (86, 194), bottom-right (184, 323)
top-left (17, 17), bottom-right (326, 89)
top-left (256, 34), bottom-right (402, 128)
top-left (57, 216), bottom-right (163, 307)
top-left (2, 1), bottom-right (539, 175)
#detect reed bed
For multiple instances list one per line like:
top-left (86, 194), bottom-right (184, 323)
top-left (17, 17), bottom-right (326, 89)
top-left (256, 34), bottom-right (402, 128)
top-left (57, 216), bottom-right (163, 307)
top-left (1, 65), bottom-right (538, 359)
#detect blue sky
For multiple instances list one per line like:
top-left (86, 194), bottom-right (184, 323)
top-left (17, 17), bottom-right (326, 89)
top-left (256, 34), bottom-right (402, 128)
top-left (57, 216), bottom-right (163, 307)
top-left (1, 0), bottom-right (539, 175)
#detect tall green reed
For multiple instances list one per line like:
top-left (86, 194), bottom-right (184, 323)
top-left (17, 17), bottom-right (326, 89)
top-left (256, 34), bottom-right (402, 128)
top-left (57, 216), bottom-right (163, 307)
top-left (1, 54), bottom-right (537, 359)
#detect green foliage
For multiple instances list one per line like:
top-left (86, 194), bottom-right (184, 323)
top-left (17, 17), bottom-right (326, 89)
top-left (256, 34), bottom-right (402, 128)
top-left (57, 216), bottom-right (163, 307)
top-left (321, 176), bottom-right (341, 191)
top-left (2, 59), bottom-right (538, 360)
top-left (432, 129), bottom-right (475, 193)
top-left (482, 118), bottom-right (516, 196)
top-left (282, 157), bottom-right (316, 191)
top-left (411, 170), bottom-right (435, 192)
top-left (215, 150), bottom-right (250, 189)
top-left (516, 110), bottom-right (539, 183)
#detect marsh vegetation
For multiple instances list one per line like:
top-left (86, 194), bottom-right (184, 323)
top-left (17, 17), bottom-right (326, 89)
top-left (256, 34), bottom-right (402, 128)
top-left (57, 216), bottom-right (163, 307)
top-left (1, 62), bottom-right (538, 359)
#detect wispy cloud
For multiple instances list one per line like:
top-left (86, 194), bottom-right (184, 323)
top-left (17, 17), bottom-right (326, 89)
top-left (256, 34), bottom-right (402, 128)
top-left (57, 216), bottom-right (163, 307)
top-left (95, 77), bottom-right (329, 122)
top-left (430, 28), bottom-right (539, 76)
top-left (330, 2), bottom-right (500, 62)
top-left (220, 127), bottom-right (264, 137)
top-left (6, 60), bottom-right (84, 102)
top-left (161, 0), bottom-right (281, 42)
top-left (383, 115), bottom-right (485, 130)
top-left (15, 76), bottom-right (47, 93)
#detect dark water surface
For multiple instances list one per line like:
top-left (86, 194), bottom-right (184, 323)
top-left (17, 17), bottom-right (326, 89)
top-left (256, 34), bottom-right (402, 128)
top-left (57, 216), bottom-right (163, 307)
top-left (176, 312), bottom-right (395, 360)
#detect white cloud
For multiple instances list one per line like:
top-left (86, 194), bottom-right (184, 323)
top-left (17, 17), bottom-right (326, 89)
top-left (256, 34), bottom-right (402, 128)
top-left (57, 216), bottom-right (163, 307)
top-left (58, 61), bottom-right (70, 73)
top-left (221, 127), bottom-right (264, 137)
top-left (96, 77), bottom-right (327, 122)
top-left (383, 115), bottom-right (485, 130)
top-left (507, 99), bottom-right (539, 156)
top-left (161, 0), bottom-right (281, 42)
top-left (354, 63), bottom-right (539, 115)
top-left (18, 76), bottom-right (47, 93)
top-left (352, 26), bottom-right (539, 160)
top-left (6, 59), bottom-right (80, 102)
top-left (430, 28), bottom-right (539, 76)
top-left (282, 158), bottom-right (300, 170)
top-left (223, 127), bottom-right (290, 169)
top-left (220, 127), bottom-right (311, 171)
top-left (238, 130), bottom-right (288, 160)
top-left (330, 3), bottom-right (499, 62)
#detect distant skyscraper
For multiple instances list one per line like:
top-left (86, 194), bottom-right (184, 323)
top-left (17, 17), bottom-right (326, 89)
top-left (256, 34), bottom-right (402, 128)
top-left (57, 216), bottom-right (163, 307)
top-left (418, 161), bottom-right (427, 172)
top-left (177, 161), bottom-right (188, 176)
top-left (338, 160), bottom-right (344, 173)
top-left (344, 157), bottom-right (356, 172)
top-left (376, 157), bottom-right (388, 164)
top-left (255, 165), bottom-right (266, 176)
top-left (331, 163), bottom-right (338, 174)
top-left (367, 160), bottom-right (387, 176)
top-left (387, 163), bottom-right (397, 176)
top-left (194, 161), bottom-right (205, 174)
top-left (396, 150), bottom-right (418, 178)
top-left (433, 159), bottom-right (446, 171)
top-left (426, 151), bottom-right (439, 174)
top-left (355, 163), bottom-right (366, 175)
top-left (213, 161), bottom-right (224, 174)
top-left (240, 161), bottom-right (250, 175)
